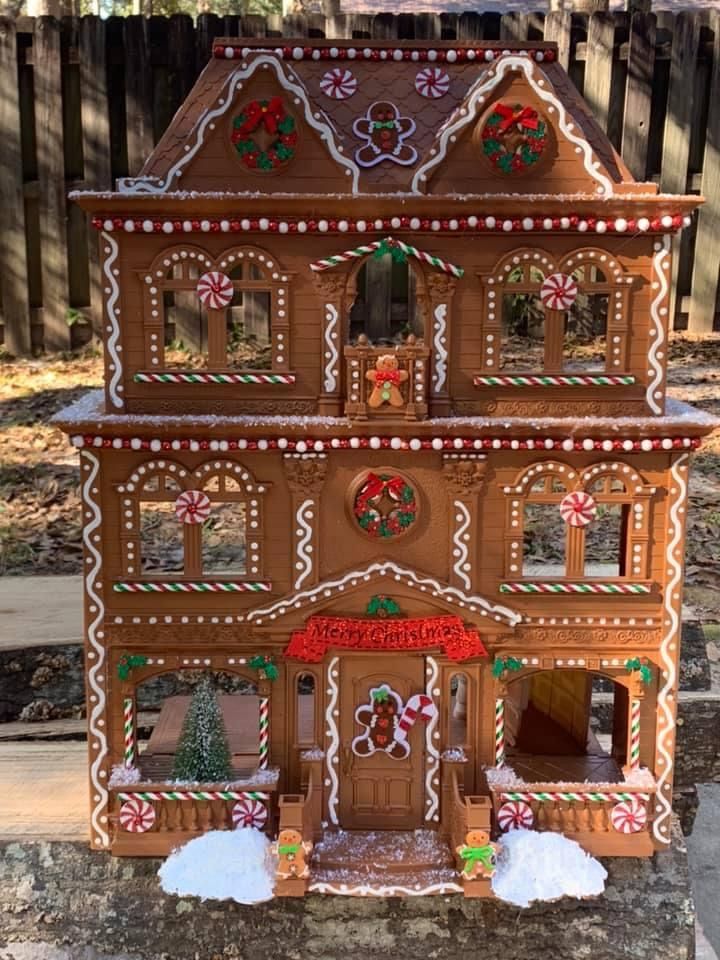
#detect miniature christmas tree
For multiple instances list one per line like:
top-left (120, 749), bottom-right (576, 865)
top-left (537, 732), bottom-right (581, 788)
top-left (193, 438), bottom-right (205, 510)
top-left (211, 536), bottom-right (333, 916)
top-left (172, 674), bottom-right (233, 783)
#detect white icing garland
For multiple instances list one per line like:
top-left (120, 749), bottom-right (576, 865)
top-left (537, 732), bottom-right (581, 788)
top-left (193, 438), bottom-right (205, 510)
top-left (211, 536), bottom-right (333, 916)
top-left (81, 450), bottom-right (110, 848)
top-left (325, 656), bottom-right (340, 825)
top-left (412, 55), bottom-right (614, 197)
top-left (323, 303), bottom-right (339, 393)
top-left (653, 454), bottom-right (687, 845)
top-left (452, 501), bottom-right (472, 591)
top-left (247, 559), bottom-right (520, 626)
top-left (294, 498), bottom-right (315, 590)
top-left (647, 236), bottom-right (671, 415)
top-left (424, 656), bottom-right (440, 822)
top-left (101, 232), bottom-right (123, 409)
top-left (308, 880), bottom-right (463, 896)
top-left (119, 55), bottom-right (360, 195)
top-left (432, 302), bottom-right (448, 393)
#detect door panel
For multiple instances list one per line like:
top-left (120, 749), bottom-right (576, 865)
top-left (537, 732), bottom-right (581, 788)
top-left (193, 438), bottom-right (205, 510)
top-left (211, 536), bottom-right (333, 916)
top-left (339, 655), bottom-right (425, 829)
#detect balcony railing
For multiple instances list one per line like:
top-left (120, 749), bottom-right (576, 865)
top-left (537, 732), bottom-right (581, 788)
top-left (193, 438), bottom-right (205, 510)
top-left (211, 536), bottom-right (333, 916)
top-left (344, 334), bottom-right (430, 421)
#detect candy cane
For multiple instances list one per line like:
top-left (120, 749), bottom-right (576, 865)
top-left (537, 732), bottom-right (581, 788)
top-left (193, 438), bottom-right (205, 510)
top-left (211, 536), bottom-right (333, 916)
top-left (497, 800), bottom-right (534, 831)
top-left (495, 698), bottom-right (505, 767)
top-left (123, 697), bottom-right (135, 767)
top-left (540, 272), bottom-right (578, 310)
top-left (119, 797), bottom-right (155, 833)
top-left (629, 699), bottom-right (641, 771)
top-left (320, 67), bottom-right (358, 100)
top-left (232, 797), bottom-right (268, 829)
top-left (611, 797), bottom-right (647, 834)
top-left (559, 491), bottom-right (597, 527)
top-left (395, 694), bottom-right (437, 743)
top-left (197, 271), bottom-right (234, 310)
top-left (174, 489), bottom-right (212, 525)
top-left (310, 237), bottom-right (464, 278)
top-left (310, 241), bottom-right (384, 272)
top-left (258, 696), bottom-right (269, 769)
top-left (500, 791), bottom-right (650, 803)
top-left (117, 790), bottom-right (269, 802)
top-left (415, 67), bottom-right (450, 99)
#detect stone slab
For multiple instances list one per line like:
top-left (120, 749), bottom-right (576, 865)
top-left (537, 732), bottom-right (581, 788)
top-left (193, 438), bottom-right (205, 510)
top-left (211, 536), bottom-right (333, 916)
top-left (687, 784), bottom-right (720, 960)
top-left (0, 576), bottom-right (82, 651)
top-left (0, 823), bottom-right (696, 960)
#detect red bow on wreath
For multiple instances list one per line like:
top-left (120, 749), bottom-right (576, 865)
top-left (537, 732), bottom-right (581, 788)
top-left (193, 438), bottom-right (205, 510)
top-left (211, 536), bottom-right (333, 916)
top-left (238, 97), bottom-right (285, 136)
top-left (356, 473), bottom-right (385, 508)
top-left (495, 103), bottom-right (540, 134)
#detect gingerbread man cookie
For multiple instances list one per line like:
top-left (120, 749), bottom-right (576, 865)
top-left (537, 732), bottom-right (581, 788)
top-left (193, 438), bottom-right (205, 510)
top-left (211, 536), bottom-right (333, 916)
top-left (353, 101), bottom-right (418, 168)
top-left (366, 354), bottom-right (408, 408)
top-left (352, 684), bottom-right (409, 760)
top-left (456, 830), bottom-right (499, 881)
top-left (272, 828), bottom-right (313, 880)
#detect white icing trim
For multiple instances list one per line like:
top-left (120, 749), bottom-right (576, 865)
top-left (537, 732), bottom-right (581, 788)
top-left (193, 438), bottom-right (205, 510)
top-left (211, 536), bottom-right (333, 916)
top-left (101, 232), bottom-right (123, 409)
top-left (294, 498), bottom-right (315, 590)
top-left (411, 55), bottom-right (615, 197)
top-left (82, 451), bottom-right (110, 848)
top-left (323, 303), bottom-right (339, 393)
top-left (452, 501), bottom-right (472, 591)
top-left (119, 55), bottom-right (360, 195)
top-left (425, 656), bottom-right (440, 822)
top-left (325, 656), bottom-right (340, 825)
top-left (432, 303), bottom-right (448, 393)
top-left (247, 559), bottom-right (520, 626)
top-left (308, 880), bottom-right (463, 896)
top-left (653, 454), bottom-right (687, 845)
top-left (647, 236), bottom-right (671, 414)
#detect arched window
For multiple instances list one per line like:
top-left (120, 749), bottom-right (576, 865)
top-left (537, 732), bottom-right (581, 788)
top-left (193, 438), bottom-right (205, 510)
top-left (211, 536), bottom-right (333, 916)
top-left (349, 254), bottom-right (424, 344)
top-left (119, 459), bottom-right (268, 581)
top-left (563, 263), bottom-right (610, 373)
top-left (448, 673), bottom-right (469, 746)
top-left (500, 262), bottom-right (546, 370)
top-left (296, 673), bottom-right (316, 746)
top-left (224, 261), bottom-right (272, 369)
top-left (159, 255), bottom-right (210, 366)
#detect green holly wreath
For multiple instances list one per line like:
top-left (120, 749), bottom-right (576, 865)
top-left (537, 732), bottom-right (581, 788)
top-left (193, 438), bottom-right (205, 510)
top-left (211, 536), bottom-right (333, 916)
top-left (231, 97), bottom-right (298, 171)
top-left (481, 101), bottom-right (547, 174)
top-left (353, 472), bottom-right (417, 539)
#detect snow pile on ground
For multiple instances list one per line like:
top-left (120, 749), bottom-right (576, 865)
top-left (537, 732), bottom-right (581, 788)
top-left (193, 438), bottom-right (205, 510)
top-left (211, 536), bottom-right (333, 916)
top-left (492, 830), bottom-right (607, 908)
top-left (158, 828), bottom-right (277, 904)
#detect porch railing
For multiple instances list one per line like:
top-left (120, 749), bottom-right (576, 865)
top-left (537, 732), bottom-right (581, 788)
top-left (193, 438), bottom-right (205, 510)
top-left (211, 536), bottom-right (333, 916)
top-left (442, 760), bottom-right (494, 897)
top-left (343, 335), bottom-right (430, 421)
top-left (275, 755), bottom-right (322, 897)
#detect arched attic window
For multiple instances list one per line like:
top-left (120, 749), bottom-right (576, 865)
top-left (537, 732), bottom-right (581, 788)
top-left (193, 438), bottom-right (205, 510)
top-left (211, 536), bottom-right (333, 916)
top-left (142, 246), bottom-right (291, 374)
top-left (119, 459), bottom-right (268, 581)
top-left (348, 253), bottom-right (425, 345)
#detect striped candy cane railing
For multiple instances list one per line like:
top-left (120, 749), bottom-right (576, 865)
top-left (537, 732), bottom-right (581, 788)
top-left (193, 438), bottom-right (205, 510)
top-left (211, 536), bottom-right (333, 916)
top-left (123, 697), bottom-right (135, 767)
top-left (629, 699), bottom-right (641, 771)
top-left (495, 698), bottom-right (505, 767)
top-left (259, 697), bottom-right (270, 769)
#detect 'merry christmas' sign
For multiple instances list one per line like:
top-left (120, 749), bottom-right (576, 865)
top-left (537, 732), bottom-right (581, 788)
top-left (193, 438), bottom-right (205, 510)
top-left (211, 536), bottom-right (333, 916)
top-left (285, 615), bottom-right (488, 662)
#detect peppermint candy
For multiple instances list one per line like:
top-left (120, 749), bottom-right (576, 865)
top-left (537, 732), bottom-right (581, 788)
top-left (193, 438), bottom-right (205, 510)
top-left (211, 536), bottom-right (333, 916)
top-left (320, 68), bottom-right (358, 100)
top-left (540, 272), bottom-right (578, 311)
top-left (197, 271), bottom-right (234, 310)
top-left (497, 799), bottom-right (534, 831)
top-left (232, 797), bottom-right (268, 830)
top-left (415, 67), bottom-right (450, 99)
top-left (559, 491), bottom-right (597, 527)
top-left (175, 489), bottom-right (212, 525)
top-left (119, 797), bottom-right (156, 833)
top-left (611, 797), bottom-right (647, 834)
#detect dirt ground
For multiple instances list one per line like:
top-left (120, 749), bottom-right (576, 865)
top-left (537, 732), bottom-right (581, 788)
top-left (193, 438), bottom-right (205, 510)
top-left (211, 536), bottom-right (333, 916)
top-left (0, 336), bottom-right (719, 615)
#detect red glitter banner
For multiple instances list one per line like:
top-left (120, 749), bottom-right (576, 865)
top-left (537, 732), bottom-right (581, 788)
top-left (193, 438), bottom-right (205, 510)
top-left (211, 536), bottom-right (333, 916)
top-left (285, 615), bottom-right (488, 663)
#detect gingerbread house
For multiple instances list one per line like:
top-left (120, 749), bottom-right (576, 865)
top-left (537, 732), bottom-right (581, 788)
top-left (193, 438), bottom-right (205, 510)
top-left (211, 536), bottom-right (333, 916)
top-left (56, 38), bottom-right (715, 897)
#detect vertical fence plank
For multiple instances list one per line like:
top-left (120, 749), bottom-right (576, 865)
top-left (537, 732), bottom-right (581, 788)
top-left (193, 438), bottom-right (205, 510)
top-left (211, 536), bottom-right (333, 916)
top-left (544, 11), bottom-right (572, 70)
top-left (500, 13), bottom-right (529, 43)
top-left (79, 15), bottom-right (111, 339)
top-left (34, 15), bottom-right (70, 351)
top-left (124, 16), bottom-right (153, 174)
top-left (583, 11), bottom-right (615, 133)
top-left (0, 18), bottom-right (31, 354)
top-left (688, 11), bottom-right (720, 333)
top-left (622, 12), bottom-right (655, 180)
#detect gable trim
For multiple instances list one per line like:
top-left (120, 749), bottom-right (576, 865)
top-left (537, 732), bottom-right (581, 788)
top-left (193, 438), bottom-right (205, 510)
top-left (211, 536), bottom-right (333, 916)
top-left (118, 55), bottom-right (361, 196)
top-left (245, 559), bottom-right (521, 626)
top-left (411, 54), bottom-right (615, 197)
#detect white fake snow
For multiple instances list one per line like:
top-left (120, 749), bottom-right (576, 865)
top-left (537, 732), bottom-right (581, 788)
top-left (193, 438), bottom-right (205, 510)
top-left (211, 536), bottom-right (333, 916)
top-left (492, 829), bottom-right (607, 908)
top-left (158, 828), bottom-right (277, 904)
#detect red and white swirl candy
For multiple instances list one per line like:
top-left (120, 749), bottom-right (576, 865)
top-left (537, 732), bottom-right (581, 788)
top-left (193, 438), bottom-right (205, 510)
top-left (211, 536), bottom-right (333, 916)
top-left (415, 67), bottom-right (450, 99)
top-left (119, 797), bottom-right (156, 833)
top-left (559, 491), bottom-right (597, 527)
top-left (540, 272), bottom-right (578, 311)
top-left (497, 799), bottom-right (534, 832)
top-left (232, 798), bottom-right (268, 830)
top-left (320, 68), bottom-right (358, 100)
top-left (611, 797), bottom-right (647, 834)
top-left (197, 271), bottom-right (234, 310)
top-left (175, 489), bottom-right (212, 525)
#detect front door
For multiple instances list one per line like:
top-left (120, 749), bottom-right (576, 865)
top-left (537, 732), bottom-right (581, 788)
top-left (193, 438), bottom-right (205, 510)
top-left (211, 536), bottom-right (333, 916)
top-left (339, 654), bottom-right (425, 830)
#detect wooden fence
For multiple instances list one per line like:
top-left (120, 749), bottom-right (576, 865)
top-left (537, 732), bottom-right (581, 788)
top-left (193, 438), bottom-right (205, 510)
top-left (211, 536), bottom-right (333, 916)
top-left (0, 9), bottom-right (718, 355)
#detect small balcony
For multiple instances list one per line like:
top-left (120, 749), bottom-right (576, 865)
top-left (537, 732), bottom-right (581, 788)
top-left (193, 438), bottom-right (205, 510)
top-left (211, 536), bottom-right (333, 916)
top-left (343, 335), bottom-right (431, 421)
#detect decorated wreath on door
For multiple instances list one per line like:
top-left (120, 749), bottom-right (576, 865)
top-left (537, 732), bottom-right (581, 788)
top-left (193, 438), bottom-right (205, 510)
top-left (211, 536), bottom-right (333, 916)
top-left (480, 101), bottom-right (547, 174)
top-left (353, 472), bottom-right (418, 539)
top-left (231, 97), bottom-right (298, 171)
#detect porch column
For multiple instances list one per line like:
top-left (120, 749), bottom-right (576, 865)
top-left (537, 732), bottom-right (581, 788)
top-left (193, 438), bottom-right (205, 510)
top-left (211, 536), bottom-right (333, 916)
top-left (442, 455), bottom-right (487, 592)
top-left (258, 676), bottom-right (271, 770)
top-left (123, 696), bottom-right (136, 768)
top-left (311, 272), bottom-right (348, 416)
top-left (425, 273), bottom-right (457, 416)
top-left (283, 454), bottom-right (328, 591)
